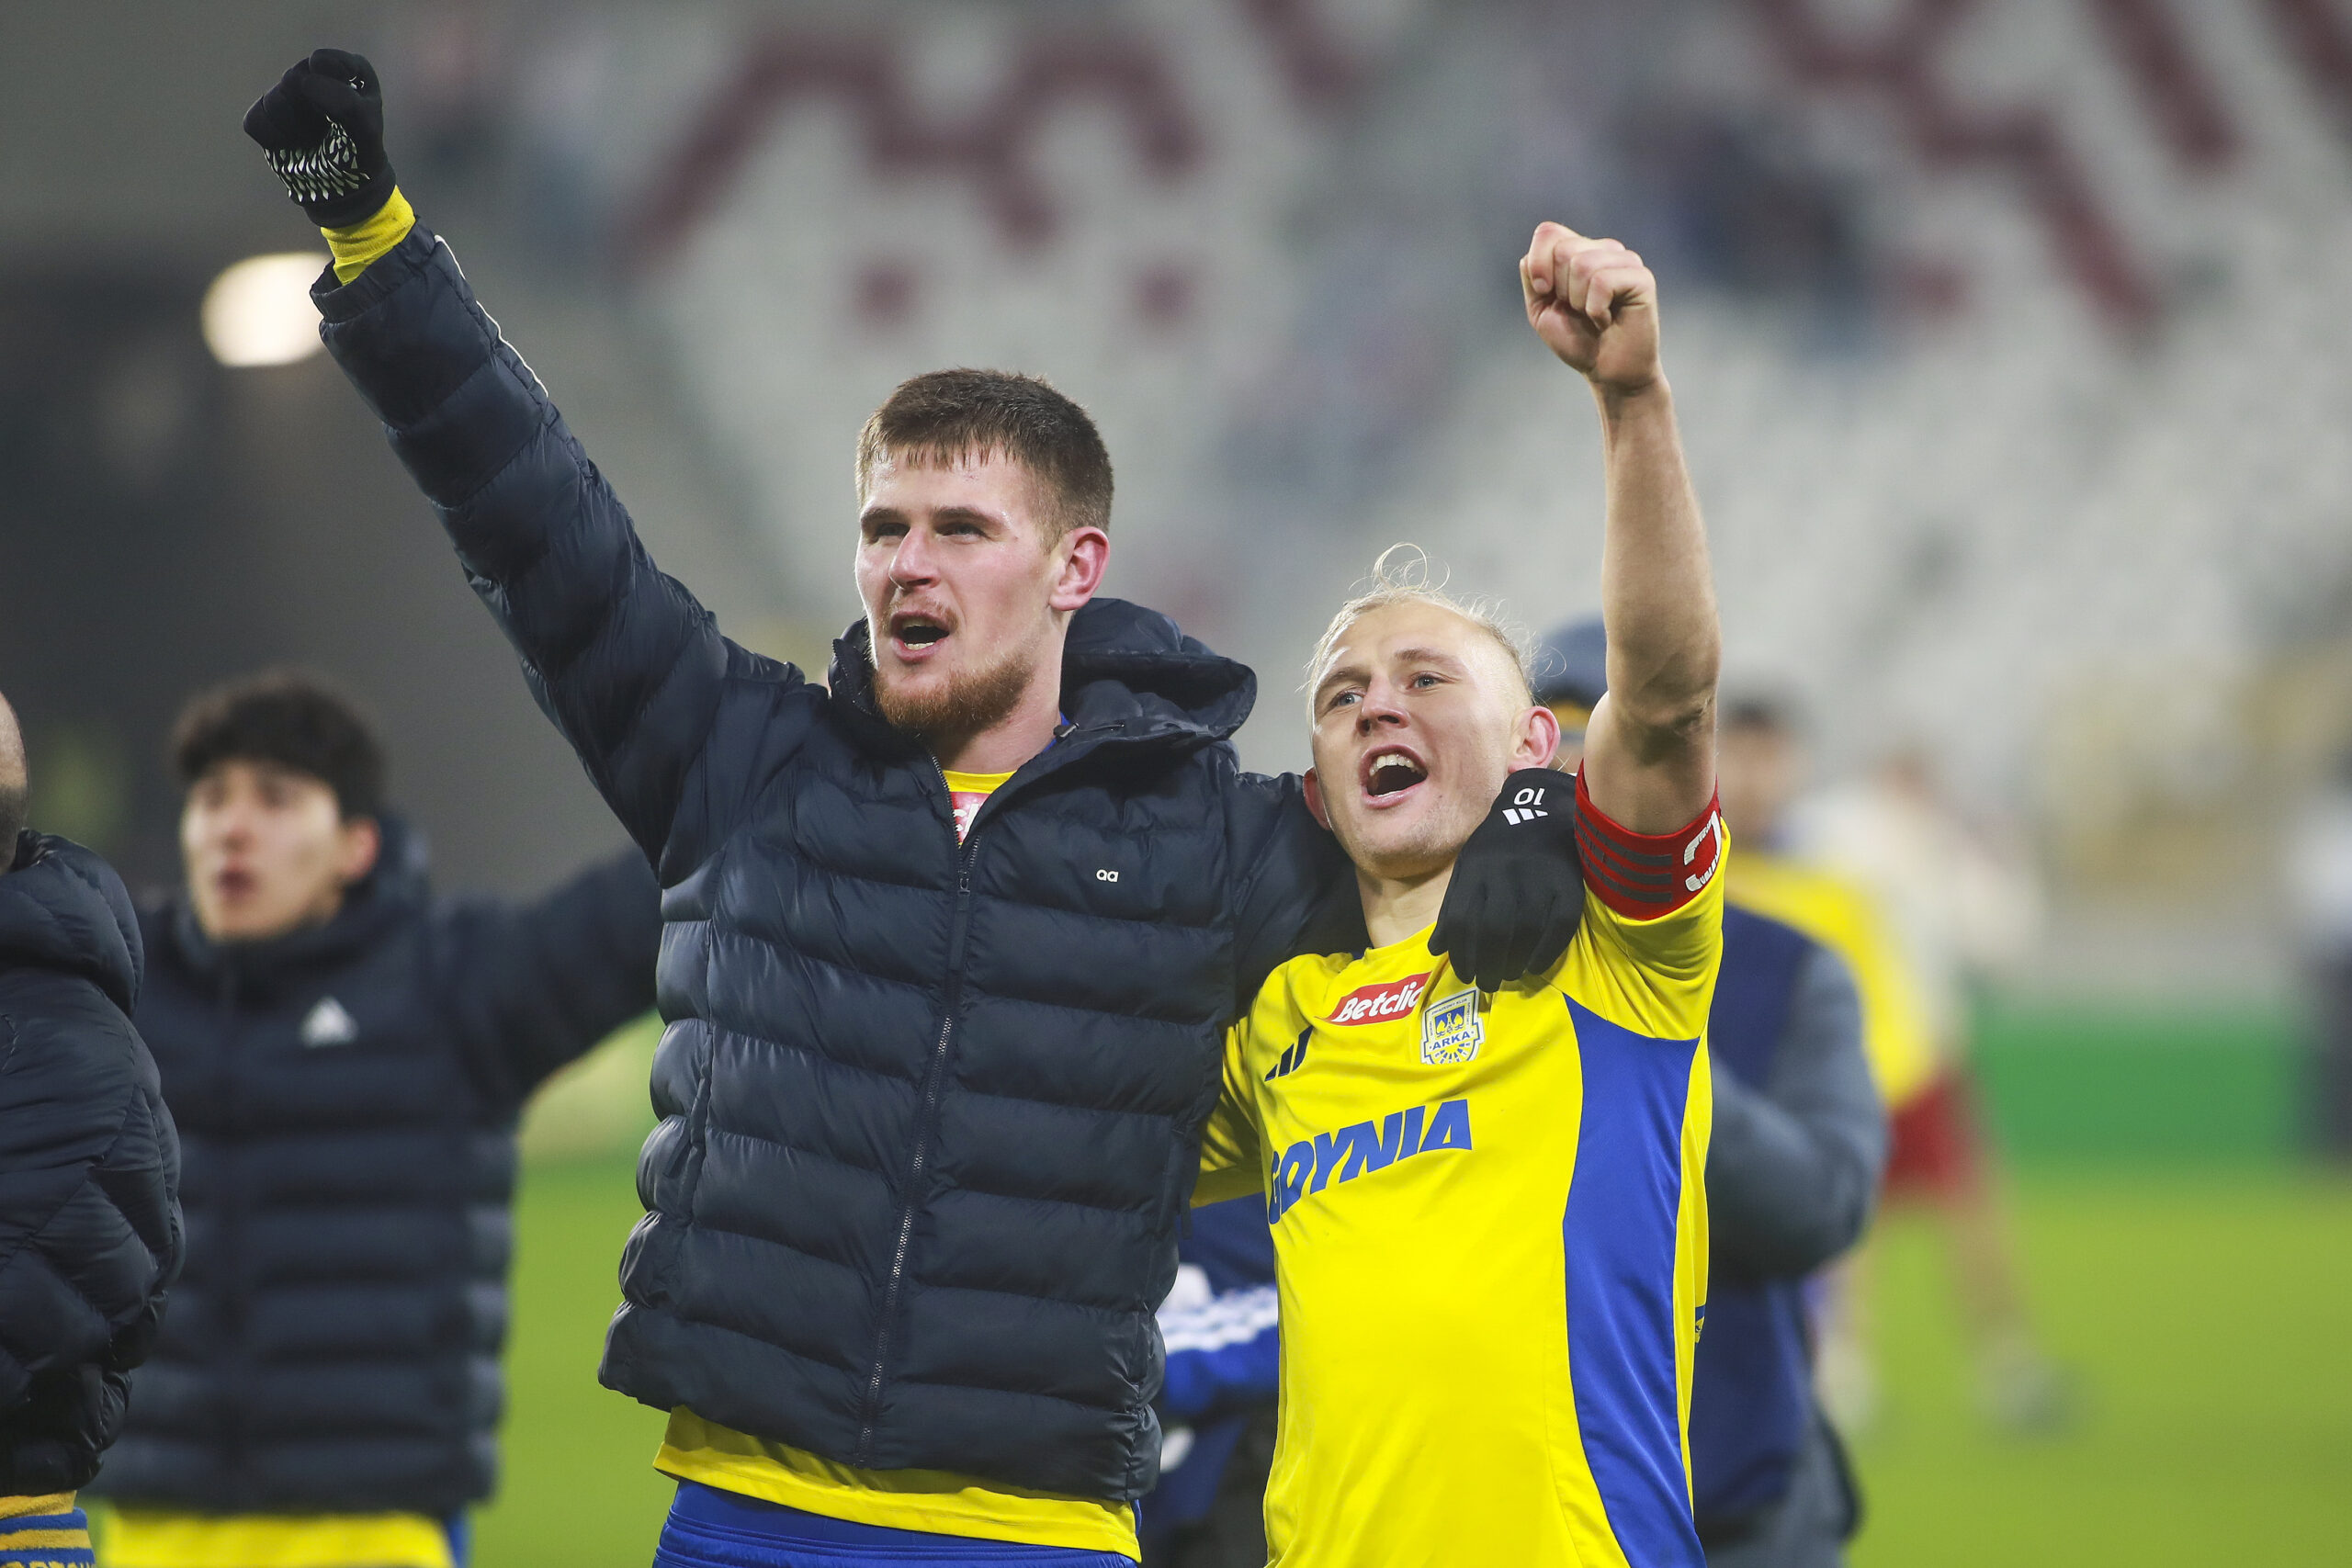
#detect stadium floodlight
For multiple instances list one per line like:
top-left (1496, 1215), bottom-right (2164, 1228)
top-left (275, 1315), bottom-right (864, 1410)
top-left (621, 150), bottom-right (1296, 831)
top-left (201, 253), bottom-right (330, 367)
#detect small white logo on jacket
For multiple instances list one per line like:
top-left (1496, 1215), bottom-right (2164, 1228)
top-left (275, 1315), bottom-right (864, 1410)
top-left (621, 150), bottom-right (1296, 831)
top-left (300, 996), bottom-right (359, 1047)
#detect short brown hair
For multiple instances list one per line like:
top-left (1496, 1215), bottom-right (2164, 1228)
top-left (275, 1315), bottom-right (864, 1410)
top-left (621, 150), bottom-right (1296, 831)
top-left (856, 368), bottom-right (1114, 540)
top-left (172, 670), bottom-right (387, 822)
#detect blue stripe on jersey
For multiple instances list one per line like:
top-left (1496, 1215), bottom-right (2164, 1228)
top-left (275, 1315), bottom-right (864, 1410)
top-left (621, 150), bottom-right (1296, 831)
top-left (1560, 998), bottom-right (1706, 1568)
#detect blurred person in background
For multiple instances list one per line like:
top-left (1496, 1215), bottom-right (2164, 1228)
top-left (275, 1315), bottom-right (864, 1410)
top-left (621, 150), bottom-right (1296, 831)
top-left (87, 671), bottom-right (660, 1568)
top-left (1137, 1201), bottom-right (1278, 1568)
top-left (1536, 625), bottom-right (1883, 1566)
top-left (0, 693), bottom-right (182, 1568)
top-left (240, 51), bottom-right (1577, 1568)
top-left (2286, 747), bottom-right (2352, 1157)
top-left (1716, 702), bottom-right (2066, 1434)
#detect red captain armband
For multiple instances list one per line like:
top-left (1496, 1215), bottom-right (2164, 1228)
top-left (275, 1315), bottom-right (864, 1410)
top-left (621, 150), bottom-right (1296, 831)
top-left (1572, 770), bottom-right (1724, 919)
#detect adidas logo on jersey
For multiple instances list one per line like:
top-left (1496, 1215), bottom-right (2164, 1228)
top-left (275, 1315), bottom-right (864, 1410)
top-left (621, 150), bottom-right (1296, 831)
top-left (1267, 1098), bottom-right (1474, 1223)
top-left (1326, 972), bottom-right (1430, 1026)
top-left (300, 996), bottom-right (358, 1047)
top-left (1265, 1026), bottom-right (1312, 1081)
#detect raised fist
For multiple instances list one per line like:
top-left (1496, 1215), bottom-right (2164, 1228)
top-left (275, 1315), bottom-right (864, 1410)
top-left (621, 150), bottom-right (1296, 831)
top-left (1520, 222), bottom-right (1661, 395)
top-left (243, 49), bottom-right (394, 228)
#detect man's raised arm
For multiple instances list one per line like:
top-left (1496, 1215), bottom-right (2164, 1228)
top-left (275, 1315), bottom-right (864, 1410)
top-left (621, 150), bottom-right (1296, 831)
top-left (241, 51), bottom-right (795, 868)
top-left (1521, 221), bottom-right (1720, 834)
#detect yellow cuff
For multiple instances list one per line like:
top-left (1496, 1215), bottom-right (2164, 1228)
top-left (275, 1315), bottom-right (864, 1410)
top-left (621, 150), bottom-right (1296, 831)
top-left (322, 187), bottom-right (416, 284)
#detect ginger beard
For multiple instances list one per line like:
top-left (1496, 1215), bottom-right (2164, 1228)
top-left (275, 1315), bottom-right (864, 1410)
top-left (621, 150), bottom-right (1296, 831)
top-left (868, 620), bottom-right (1040, 741)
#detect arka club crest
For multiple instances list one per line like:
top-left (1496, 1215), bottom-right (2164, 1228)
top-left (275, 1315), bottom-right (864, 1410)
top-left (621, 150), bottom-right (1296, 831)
top-left (1420, 986), bottom-right (1482, 1066)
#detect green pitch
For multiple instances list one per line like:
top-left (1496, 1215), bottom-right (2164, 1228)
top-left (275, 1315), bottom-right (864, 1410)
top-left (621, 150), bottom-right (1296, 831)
top-left (1847, 1169), bottom-right (2352, 1566)
top-left (470, 1160), bottom-right (2352, 1566)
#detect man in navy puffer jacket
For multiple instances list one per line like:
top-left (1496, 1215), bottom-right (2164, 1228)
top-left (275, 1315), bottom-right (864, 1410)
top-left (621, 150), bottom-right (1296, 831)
top-left (0, 694), bottom-right (182, 1563)
top-left (241, 49), bottom-right (1583, 1568)
top-left (91, 672), bottom-right (659, 1567)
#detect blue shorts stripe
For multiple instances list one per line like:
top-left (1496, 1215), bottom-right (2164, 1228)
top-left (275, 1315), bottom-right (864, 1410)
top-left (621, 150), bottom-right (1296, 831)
top-left (1560, 998), bottom-right (1706, 1568)
top-left (653, 1483), bottom-right (1134, 1567)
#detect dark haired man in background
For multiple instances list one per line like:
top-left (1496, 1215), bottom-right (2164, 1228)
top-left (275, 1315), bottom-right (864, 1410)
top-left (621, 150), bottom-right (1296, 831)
top-left (238, 49), bottom-right (1577, 1568)
top-left (0, 692), bottom-right (182, 1567)
top-left (89, 671), bottom-right (660, 1568)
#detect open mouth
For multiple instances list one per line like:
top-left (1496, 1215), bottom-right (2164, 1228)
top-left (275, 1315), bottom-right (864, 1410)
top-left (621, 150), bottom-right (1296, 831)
top-left (1362, 747), bottom-right (1429, 800)
top-left (889, 612), bottom-right (952, 654)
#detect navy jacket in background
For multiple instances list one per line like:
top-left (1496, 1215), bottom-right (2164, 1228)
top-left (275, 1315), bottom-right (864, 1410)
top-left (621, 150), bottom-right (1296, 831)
top-left (1145, 1199), bottom-right (1279, 1561)
top-left (312, 225), bottom-right (1355, 1502)
top-left (94, 822), bottom-right (659, 1515)
top-left (0, 832), bottom-right (182, 1495)
top-left (1692, 903), bottom-right (1885, 1540)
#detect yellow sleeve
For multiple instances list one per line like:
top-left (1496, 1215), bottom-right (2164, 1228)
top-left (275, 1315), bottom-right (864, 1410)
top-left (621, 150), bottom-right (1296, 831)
top-left (1573, 865), bottom-right (1727, 1041)
top-left (1561, 773), bottom-right (1728, 1042)
top-left (322, 187), bottom-right (417, 284)
top-left (1193, 1022), bottom-right (1265, 1207)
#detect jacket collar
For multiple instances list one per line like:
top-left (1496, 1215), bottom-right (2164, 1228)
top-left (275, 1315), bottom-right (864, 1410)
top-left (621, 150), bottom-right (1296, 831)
top-left (153, 816), bottom-right (431, 988)
top-left (0, 830), bottom-right (143, 1013)
top-left (827, 597), bottom-right (1259, 771)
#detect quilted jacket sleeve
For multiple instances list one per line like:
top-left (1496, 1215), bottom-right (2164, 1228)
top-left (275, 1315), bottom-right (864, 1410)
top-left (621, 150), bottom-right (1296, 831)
top-left (0, 977), bottom-right (182, 1495)
top-left (1224, 770), bottom-right (1357, 1017)
top-left (1706, 944), bottom-right (1887, 1279)
top-left (437, 850), bottom-right (665, 1116)
top-left (311, 226), bottom-right (811, 868)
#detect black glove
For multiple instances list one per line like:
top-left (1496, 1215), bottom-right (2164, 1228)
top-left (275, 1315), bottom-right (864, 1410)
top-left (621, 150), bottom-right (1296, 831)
top-left (0, 1363), bottom-right (123, 1495)
top-left (1429, 768), bottom-right (1583, 991)
top-left (243, 48), bottom-right (395, 227)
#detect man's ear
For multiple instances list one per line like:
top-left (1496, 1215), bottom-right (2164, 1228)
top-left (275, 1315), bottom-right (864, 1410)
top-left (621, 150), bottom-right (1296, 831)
top-left (1514, 704), bottom-right (1562, 772)
top-left (1303, 768), bottom-right (1332, 830)
top-left (335, 817), bottom-right (381, 887)
top-left (1049, 526), bottom-right (1110, 613)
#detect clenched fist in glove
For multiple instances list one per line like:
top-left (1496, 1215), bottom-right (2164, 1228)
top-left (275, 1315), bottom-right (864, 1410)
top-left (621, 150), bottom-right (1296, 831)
top-left (1430, 768), bottom-right (1582, 992)
top-left (243, 49), bottom-right (395, 228)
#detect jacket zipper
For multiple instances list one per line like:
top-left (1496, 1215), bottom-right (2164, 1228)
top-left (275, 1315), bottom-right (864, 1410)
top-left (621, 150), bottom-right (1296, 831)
top-left (854, 759), bottom-right (981, 1464)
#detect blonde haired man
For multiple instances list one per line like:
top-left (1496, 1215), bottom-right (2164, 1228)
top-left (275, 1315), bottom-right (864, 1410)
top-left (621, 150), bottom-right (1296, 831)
top-left (1194, 222), bottom-right (1726, 1566)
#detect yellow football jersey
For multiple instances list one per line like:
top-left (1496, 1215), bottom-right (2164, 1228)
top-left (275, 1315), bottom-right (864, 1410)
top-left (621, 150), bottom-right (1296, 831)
top-left (1725, 851), bottom-right (1939, 1111)
top-left (1197, 781), bottom-right (1724, 1568)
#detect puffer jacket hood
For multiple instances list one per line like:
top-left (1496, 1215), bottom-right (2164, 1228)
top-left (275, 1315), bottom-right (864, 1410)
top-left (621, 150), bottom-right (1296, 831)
top-left (1, 830), bottom-right (142, 1015)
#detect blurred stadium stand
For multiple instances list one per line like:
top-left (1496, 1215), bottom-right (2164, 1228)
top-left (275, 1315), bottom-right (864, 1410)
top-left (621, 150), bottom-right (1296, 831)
top-left (6, 0), bottom-right (2352, 1153)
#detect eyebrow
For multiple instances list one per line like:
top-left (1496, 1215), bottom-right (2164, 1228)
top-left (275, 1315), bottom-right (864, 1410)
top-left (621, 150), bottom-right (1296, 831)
top-left (928, 505), bottom-right (1005, 532)
top-left (1312, 644), bottom-right (1476, 707)
top-left (1313, 659), bottom-right (1371, 706)
top-left (858, 504), bottom-right (1006, 534)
